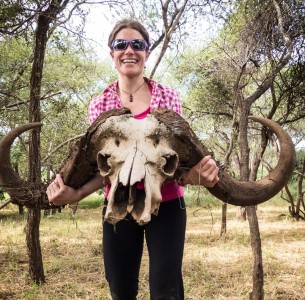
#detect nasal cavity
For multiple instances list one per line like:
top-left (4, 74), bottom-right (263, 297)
top-left (97, 153), bottom-right (111, 176)
top-left (162, 153), bottom-right (179, 177)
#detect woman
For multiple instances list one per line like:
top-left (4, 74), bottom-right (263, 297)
top-left (47, 19), bottom-right (219, 300)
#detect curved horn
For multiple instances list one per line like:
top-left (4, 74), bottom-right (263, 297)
top-left (151, 109), bottom-right (296, 206)
top-left (0, 123), bottom-right (43, 206)
top-left (208, 116), bottom-right (296, 206)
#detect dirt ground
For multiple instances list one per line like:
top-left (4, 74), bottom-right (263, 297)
top-left (0, 203), bottom-right (304, 299)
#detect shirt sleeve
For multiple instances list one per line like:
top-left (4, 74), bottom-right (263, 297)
top-left (88, 94), bottom-right (106, 125)
top-left (170, 88), bottom-right (182, 115)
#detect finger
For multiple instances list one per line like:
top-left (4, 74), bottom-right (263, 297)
top-left (205, 172), bottom-right (219, 187)
top-left (210, 164), bottom-right (219, 174)
top-left (47, 181), bottom-right (62, 199)
top-left (200, 162), bottom-right (218, 176)
top-left (46, 188), bottom-right (56, 202)
top-left (210, 166), bottom-right (219, 178)
top-left (200, 155), bottom-right (211, 166)
top-left (55, 174), bottom-right (65, 188)
top-left (210, 170), bottom-right (219, 182)
top-left (203, 165), bottom-right (219, 181)
top-left (209, 175), bottom-right (219, 187)
top-left (48, 179), bottom-right (59, 191)
top-left (48, 182), bottom-right (58, 194)
top-left (197, 156), bottom-right (212, 172)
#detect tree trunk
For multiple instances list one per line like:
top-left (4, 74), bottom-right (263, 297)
top-left (26, 0), bottom-right (70, 283)
top-left (220, 202), bottom-right (227, 236)
top-left (295, 157), bottom-right (305, 221)
top-left (27, 10), bottom-right (49, 283)
top-left (239, 101), bottom-right (264, 298)
top-left (18, 205), bottom-right (24, 215)
top-left (247, 206), bottom-right (264, 300)
top-left (26, 207), bottom-right (45, 283)
top-left (236, 206), bottom-right (247, 221)
top-left (233, 1), bottom-right (292, 297)
top-left (221, 115), bottom-right (239, 234)
top-left (285, 185), bottom-right (296, 218)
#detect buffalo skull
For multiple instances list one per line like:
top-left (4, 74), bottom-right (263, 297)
top-left (0, 108), bottom-right (296, 225)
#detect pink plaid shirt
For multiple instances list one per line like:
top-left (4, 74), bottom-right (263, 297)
top-left (88, 77), bottom-right (182, 124)
top-left (88, 77), bottom-right (184, 202)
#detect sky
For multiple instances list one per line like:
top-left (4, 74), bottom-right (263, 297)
top-left (82, 6), bottom-right (114, 59)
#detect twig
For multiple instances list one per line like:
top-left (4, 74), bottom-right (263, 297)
top-left (41, 134), bottom-right (84, 163)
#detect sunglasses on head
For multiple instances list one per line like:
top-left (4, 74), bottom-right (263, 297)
top-left (111, 39), bottom-right (148, 51)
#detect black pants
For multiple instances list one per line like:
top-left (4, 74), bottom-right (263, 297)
top-left (102, 197), bottom-right (186, 300)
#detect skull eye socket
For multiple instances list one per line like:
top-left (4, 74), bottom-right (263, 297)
top-left (162, 153), bottom-right (178, 176)
top-left (97, 153), bottom-right (111, 176)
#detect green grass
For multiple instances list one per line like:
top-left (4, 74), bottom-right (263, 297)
top-left (184, 186), bottom-right (222, 208)
top-left (77, 193), bottom-right (103, 209)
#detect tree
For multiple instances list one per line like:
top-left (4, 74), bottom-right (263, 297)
top-left (283, 150), bottom-right (305, 220)
top-left (0, 0), bottom-right (118, 283)
top-left (173, 0), bottom-right (304, 298)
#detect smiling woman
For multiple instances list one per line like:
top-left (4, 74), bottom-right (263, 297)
top-left (46, 18), bottom-right (220, 300)
top-left (109, 27), bottom-right (150, 112)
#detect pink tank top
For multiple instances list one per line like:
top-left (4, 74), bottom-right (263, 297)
top-left (104, 107), bottom-right (184, 201)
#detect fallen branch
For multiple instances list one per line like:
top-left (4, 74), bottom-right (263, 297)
top-left (0, 198), bottom-right (12, 210)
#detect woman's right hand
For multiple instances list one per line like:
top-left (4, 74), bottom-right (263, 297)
top-left (46, 174), bottom-right (81, 206)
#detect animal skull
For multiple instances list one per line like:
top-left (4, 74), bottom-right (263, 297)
top-left (94, 115), bottom-right (179, 224)
top-left (0, 108), bottom-right (296, 226)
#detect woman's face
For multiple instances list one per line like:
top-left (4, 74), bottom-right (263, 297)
top-left (110, 28), bottom-right (149, 78)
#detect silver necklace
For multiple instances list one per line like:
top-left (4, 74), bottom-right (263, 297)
top-left (118, 81), bottom-right (146, 102)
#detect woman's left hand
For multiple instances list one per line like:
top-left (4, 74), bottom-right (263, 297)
top-left (182, 155), bottom-right (219, 187)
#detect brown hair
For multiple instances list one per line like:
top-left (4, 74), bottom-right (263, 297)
top-left (108, 19), bottom-right (150, 49)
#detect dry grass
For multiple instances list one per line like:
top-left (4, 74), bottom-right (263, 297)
top-left (0, 200), bottom-right (304, 300)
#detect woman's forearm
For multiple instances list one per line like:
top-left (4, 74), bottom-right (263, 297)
top-left (47, 173), bottom-right (105, 206)
top-left (76, 173), bottom-right (105, 201)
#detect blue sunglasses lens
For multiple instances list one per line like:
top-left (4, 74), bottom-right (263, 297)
top-left (131, 39), bottom-right (147, 50)
top-left (112, 39), bottom-right (147, 51)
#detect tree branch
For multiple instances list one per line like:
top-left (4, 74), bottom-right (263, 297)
top-left (41, 134), bottom-right (84, 164)
top-left (0, 92), bottom-right (62, 110)
top-left (149, 0), bottom-right (189, 78)
top-left (245, 0), bottom-right (293, 105)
